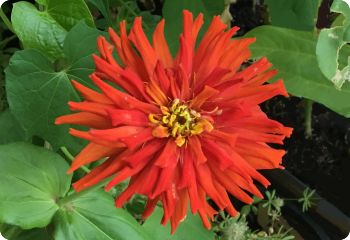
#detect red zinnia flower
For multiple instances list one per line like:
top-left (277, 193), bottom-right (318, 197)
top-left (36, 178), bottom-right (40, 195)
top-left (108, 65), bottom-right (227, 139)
top-left (56, 10), bottom-right (292, 233)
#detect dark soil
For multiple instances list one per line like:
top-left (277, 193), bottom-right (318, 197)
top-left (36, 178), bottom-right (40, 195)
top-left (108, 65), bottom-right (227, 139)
top-left (262, 97), bottom-right (350, 217)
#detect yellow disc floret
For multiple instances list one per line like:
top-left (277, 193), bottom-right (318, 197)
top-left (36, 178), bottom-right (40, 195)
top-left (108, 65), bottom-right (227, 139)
top-left (149, 99), bottom-right (213, 147)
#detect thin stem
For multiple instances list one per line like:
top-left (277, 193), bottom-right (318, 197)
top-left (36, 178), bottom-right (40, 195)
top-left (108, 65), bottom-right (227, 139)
top-left (58, 177), bottom-right (111, 206)
top-left (0, 7), bottom-right (14, 33)
top-left (60, 147), bottom-right (90, 173)
top-left (116, 0), bottom-right (151, 31)
top-left (0, 35), bottom-right (16, 49)
top-left (282, 198), bottom-right (299, 201)
top-left (304, 99), bottom-right (314, 139)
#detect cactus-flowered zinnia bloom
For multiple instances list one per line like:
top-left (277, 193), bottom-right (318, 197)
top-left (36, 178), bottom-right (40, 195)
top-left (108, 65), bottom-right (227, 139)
top-left (56, 10), bottom-right (292, 233)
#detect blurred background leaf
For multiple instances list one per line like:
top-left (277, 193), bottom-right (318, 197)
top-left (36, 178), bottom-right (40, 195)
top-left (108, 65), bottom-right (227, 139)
top-left (163, 0), bottom-right (225, 54)
top-left (143, 207), bottom-right (215, 240)
top-left (245, 25), bottom-right (350, 117)
top-left (265, 0), bottom-right (321, 31)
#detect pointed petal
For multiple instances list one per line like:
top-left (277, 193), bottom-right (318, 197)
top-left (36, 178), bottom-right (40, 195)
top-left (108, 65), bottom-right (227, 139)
top-left (55, 112), bottom-right (111, 129)
top-left (68, 143), bottom-right (118, 173)
top-left (71, 80), bottom-right (112, 104)
top-left (90, 73), bottom-right (159, 114)
top-left (153, 19), bottom-right (173, 68)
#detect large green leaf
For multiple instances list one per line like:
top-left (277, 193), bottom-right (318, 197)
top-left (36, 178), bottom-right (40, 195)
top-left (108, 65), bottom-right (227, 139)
top-left (0, 143), bottom-right (71, 229)
top-left (5, 23), bottom-right (105, 152)
top-left (245, 25), bottom-right (350, 117)
top-left (0, 109), bottom-right (27, 144)
top-left (265, 0), bottom-right (321, 31)
top-left (11, 0), bottom-right (94, 60)
top-left (162, 0), bottom-right (225, 54)
top-left (54, 190), bottom-right (150, 240)
top-left (11, 2), bottom-right (67, 59)
top-left (46, 0), bottom-right (94, 30)
top-left (142, 207), bottom-right (215, 240)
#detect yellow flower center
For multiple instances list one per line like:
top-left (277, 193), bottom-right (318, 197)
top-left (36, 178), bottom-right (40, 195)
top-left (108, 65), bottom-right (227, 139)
top-left (149, 99), bottom-right (213, 147)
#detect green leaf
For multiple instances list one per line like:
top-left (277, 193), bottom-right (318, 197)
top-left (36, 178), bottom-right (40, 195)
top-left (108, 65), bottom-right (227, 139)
top-left (5, 49), bottom-right (84, 153)
top-left (142, 207), bottom-right (215, 240)
top-left (46, 0), bottom-right (94, 30)
top-left (54, 190), bottom-right (150, 240)
top-left (11, 1), bottom-right (67, 59)
top-left (0, 109), bottom-right (27, 144)
top-left (316, 26), bottom-right (347, 88)
top-left (35, 0), bottom-right (47, 5)
top-left (0, 224), bottom-right (51, 240)
top-left (332, 14), bottom-right (346, 28)
top-left (162, 0), bottom-right (225, 54)
top-left (88, 0), bottom-right (113, 27)
top-left (114, 0), bottom-right (160, 37)
top-left (5, 23), bottom-right (105, 152)
top-left (316, 0), bottom-right (350, 89)
top-left (265, 0), bottom-right (321, 31)
top-left (0, 143), bottom-right (71, 229)
top-left (245, 25), bottom-right (350, 117)
top-left (11, 0), bottom-right (94, 60)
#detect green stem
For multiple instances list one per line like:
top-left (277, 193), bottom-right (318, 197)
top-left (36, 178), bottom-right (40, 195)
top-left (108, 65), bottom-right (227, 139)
top-left (0, 35), bottom-right (16, 49)
top-left (60, 147), bottom-right (90, 173)
top-left (58, 177), bottom-right (111, 206)
top-left (304, 99), bottom-right (314, 139)
top-left (0, 7), bottom-right (14, 33)
top-left (116, 0), bottom-right (151, 31)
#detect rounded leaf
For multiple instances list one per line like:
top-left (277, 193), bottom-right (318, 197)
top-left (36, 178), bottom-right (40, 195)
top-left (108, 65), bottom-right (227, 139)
top-left (54, 190), bottom-right (150, 240)
top-left (0, 143), bottom-right (71, 229)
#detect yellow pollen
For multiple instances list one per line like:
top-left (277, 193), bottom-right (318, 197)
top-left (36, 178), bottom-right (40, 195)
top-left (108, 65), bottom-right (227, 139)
top-left (149, 99), bottom-right (214, 147)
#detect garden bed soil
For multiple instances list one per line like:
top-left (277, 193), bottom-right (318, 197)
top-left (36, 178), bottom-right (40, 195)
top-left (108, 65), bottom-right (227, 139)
top-left (262, 97), bottom-right (350, 217)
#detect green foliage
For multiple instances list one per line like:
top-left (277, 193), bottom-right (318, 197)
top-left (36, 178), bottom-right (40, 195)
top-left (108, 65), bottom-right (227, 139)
top-left (44, 0), bottom-right (94, 30)
top-left (0, 109), bottom-right (27, 144)
top-left (143, 207), bottom-right (215, 240)
top-left (0, 1), bottom-right (339, 239)
top-left (0, 143), bottom-right (151, 239)
top-left (214, 190), bottom-right (296, 240)
top-left (11, 2), bottom-right (66, 59)
top-left (0, 224), bottom-right (51, 240)
top-left (0, 142), bottom-right (71, 229)
top-left (88, 0), bottom-right (113, 27)
top-left (5, 23), bottom-right (106, 153)
top-left (262, 190), bottom-right (284, 216)
top-left (215, 213), bottom-right (294, 240)
top-left (11, 0), bottom-right (93, 60)
top-left (54, 190), bottom-right (150, 240)
top-left (298, 188), bottom-right (316, 212)
top-left (162, 0), bottom-right (225, 54)
top-left (265, 0), bottom-right (321, 31)
top-left (245, 25), bottom-right (350, 117)
top-left (114, 0), bottom-right (161, 37)
top-left (316, 0), bottom-right (350, 89)
top-left (0, 20), bottom-right (17, 112)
